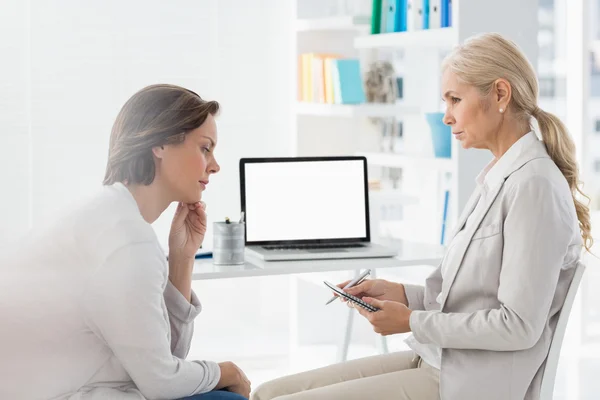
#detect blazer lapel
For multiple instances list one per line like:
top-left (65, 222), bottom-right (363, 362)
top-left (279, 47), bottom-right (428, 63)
top-left (439, 180), bottom-right (506, 308)
top-left (448, 186), bottom-right (482, 241)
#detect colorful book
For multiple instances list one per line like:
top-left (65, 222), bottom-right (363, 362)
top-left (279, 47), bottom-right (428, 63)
top-left (408, 0), bottom-right (424, 31)
top-left (323, 58), bottom-right (335, 103)
top-left (384, 0), bottom-right (407, 33)
top-left (331, 59), bottom-right (366, 104)
top-left (312, 56), bottom-right (325, 103)
top-left (441, 0), bottom-right (452, 27)
top-left (422, 0), bottom-right (430, 29)
top-left (371, 0), bottom-right (383, 34)
top-left (429, 0), bottom-right (441, 29)
top-left (298, 53), bottom-right (343, 103)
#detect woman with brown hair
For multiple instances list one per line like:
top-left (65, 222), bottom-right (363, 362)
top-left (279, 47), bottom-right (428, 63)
top-left (1, 84), bottom-right (250, 400)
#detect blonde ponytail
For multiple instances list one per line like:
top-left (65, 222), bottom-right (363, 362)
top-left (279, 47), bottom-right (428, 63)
top-left (534, 108), bottom-right (593, 252)
top-left (443, 32), bottom-right (593, 253)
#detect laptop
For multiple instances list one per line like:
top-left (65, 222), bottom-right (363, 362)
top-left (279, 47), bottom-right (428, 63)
top-left (239, 156), bottom-right (397, 261)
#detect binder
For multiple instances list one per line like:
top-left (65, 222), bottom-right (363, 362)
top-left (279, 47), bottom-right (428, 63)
top-left (422, 0), bottom-right (430, 29)
top-left (409, 0), bottom-right (424, 31)
top-left (371, 0), bottom-right (383, 34)
top-left (384, 0), bottom-right (407, 33)
top-left (429, 0), bottom-right (441, 29)
top-left (441, 0), bottom-right (452, 27)
top-left (380, 1), bottom-right (387, 30)
top-left (413, 0), bottom-right (424, 31)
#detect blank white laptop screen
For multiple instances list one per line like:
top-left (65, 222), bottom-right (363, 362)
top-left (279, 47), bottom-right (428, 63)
top-left (243, 159), bottom-right (367, 242)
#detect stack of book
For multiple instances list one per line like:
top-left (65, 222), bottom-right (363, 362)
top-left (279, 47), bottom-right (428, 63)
top-left (298, 54), bottom-right (366, 104)
top-left (370, 0), bottom-right (452, 34)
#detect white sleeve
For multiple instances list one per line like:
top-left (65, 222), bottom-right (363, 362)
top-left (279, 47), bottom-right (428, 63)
top-left (83, 242), bottom-right (221, 400)
top-left (164, 281), bottom-right (202, 358)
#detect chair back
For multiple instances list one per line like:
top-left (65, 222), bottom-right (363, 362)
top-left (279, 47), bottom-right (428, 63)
top-left (539, 260), bottom-right (586, 399)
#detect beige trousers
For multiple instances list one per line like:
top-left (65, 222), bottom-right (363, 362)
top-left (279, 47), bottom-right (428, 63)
top-left (251, 351), bottom-right (440, 400)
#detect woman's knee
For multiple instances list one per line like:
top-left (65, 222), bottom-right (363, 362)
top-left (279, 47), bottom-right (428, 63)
top-left (249, 382), bottom-right (268, 400)
top-left (250, 381), bottom-right (284, 400)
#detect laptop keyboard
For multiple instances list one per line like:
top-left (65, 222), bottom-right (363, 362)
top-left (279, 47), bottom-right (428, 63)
top-left (263, 243), bottom-right (366, 251)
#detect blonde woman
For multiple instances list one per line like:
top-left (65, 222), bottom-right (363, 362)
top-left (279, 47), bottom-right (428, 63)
top-left (251, 33), bottom-right (593, 400)
top-left (1, 85), bottom-right (250, 400)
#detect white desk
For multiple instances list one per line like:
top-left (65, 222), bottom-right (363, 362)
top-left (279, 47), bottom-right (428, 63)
top-left (192, 239), bottom-right (445, 362)
top-left (192, 240), bottom-right (445, 280)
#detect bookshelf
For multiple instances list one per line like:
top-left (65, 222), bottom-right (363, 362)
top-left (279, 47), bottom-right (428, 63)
top-left (295, 15), bottom-right (370, 32)
top-left (293, 0), bottom-right (538, 244)
top-left (354, 27), bottom-right (458, 49)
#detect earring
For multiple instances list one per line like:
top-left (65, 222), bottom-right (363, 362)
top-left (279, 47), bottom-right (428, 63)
top-left (499, 108), bottom-right (504, 113)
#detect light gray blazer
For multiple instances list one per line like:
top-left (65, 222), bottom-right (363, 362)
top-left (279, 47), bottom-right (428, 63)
top-left (404, 137), bottom-right (582, 400)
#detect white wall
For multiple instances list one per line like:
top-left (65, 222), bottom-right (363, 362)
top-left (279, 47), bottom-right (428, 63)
top-left (0, 0), bottom-right (31, 246)
top-left (1, 0), bottom-right (294, 248)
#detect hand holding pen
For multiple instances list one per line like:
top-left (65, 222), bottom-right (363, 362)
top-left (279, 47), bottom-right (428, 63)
top-left (326, 269), bottom-right (371, 305)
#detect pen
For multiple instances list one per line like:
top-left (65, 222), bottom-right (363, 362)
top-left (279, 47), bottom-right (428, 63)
top-left (325, 269), bottom-right (371, 305)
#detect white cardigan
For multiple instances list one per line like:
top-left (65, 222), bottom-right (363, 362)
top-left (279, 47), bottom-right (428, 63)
top-left (0, 183), bottom-right (220, 400)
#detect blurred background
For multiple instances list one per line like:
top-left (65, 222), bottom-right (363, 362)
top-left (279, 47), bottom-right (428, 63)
top-left (1, 1), bottom-right (599, 398)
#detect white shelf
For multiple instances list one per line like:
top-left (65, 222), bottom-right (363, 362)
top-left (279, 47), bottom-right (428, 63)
top-left (295, 16), bottom-right (370, 32)
top-left (296, 102), bottom-right (420, 118)
top-left (354, 27), bottom-right (458, 49)
top-left (359, 152), bottom-right (454, 173)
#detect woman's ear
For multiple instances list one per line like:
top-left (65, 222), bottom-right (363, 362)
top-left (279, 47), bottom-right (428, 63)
top-left (152, 145), bottom-right (166, 159)
top-left (494, 78), bottom-right (512, 111)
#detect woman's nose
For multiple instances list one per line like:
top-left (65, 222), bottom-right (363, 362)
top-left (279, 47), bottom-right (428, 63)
top-left (443, 109), bottom-right (454, 126)
top-left (210, 159), bottom-right (221, 174)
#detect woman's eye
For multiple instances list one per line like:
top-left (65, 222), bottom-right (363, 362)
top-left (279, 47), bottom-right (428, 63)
top-left (451, 97), bottom-right (460, 104)
top-left (201, 147), bottom-right (211, 153)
